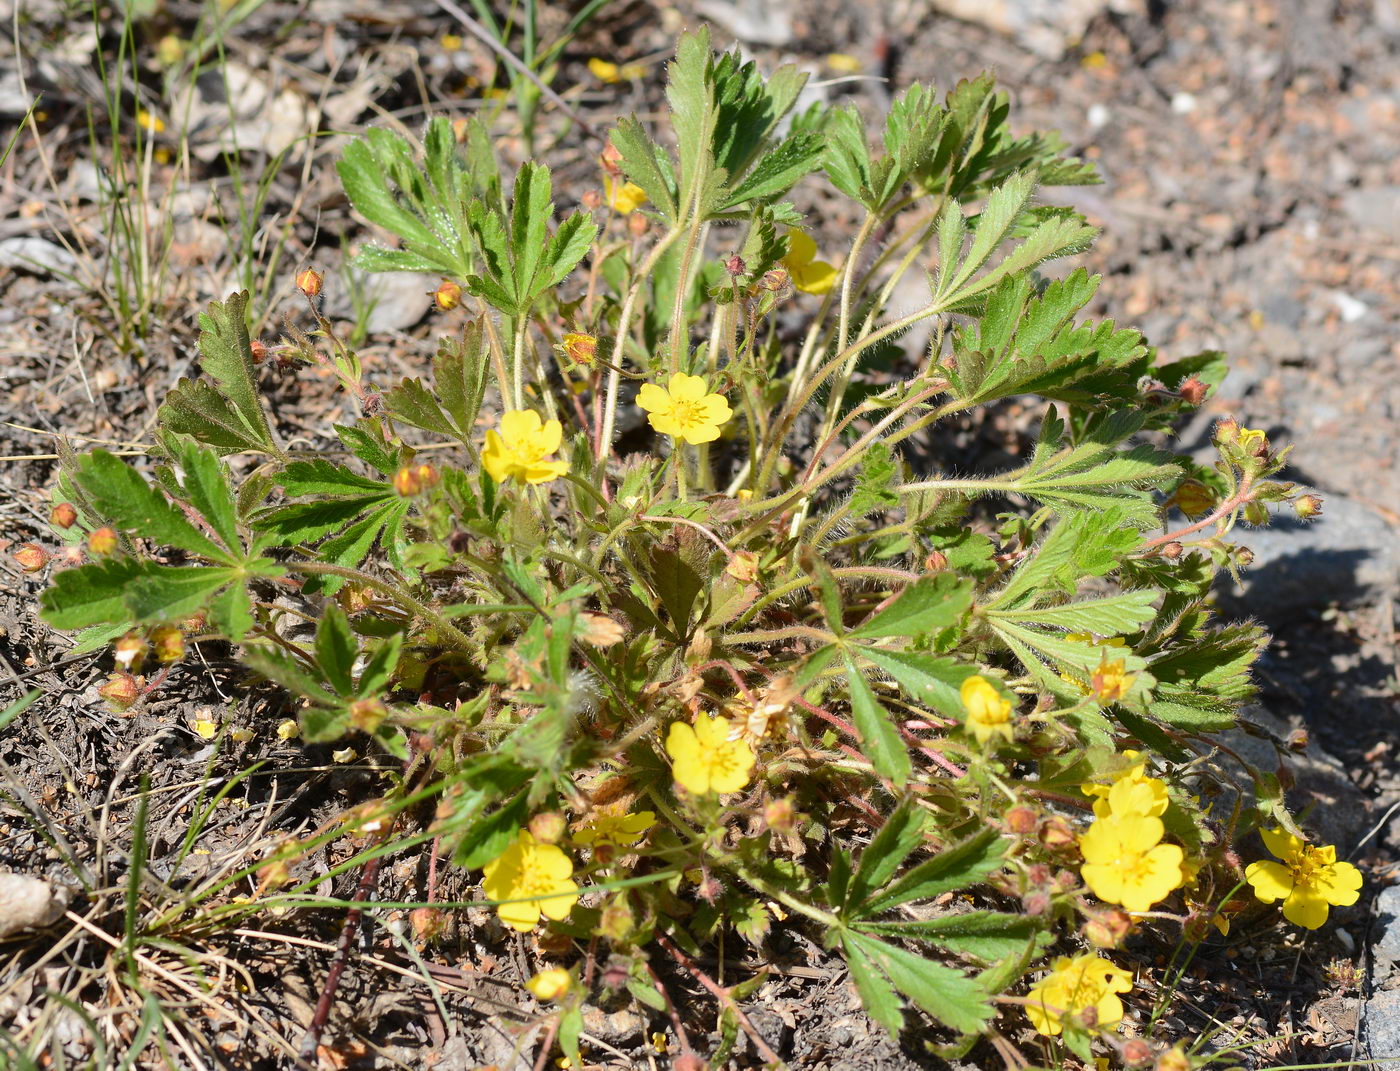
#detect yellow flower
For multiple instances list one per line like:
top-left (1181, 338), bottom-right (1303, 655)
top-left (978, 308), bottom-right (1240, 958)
top-left (781, 229), bottom-right (838, 295)
top-left (636, 373), bottom-right (732, 445)
top-left (482, 410), bottom-right (570, 486)
top-left (331, 746), bottom-right (357, 763)
top-left (574, 808), bottom-right (656, 850)
top-left (135, 108), bottom-right (165, 134)
top-left (481, 829), bottom-right (581, 932)
top-left (588, 57), bottom-right (645, 83)
top-left (440, 33), bottom-right (462, 51)
top-left (1245, 828), bottom-right (1362, 929)
top-left (604, 174), bottom-right (647, 214)
top-left (1091, 656), bottom-right (1134, 702)
top-left (276, 719), bottom-right (300, 741)
top-left (1025, 953), bottom-right (1133, 1037)
top-left (1083, 756), bottom-right (1170, 820)
top-left (1079, 813), bottom-right (1184, 912)
top-left (193, 718), bottom-right (218, 739)
top-left (665, 714), bottom-right (756, 795)
top-left (825, 52), bottom-right (862, 74)
top-left (526, 967), bottom-right (572, 1001)
top-left (960, 674), bottom-right (1015, 747)
top-left (562, 332), bottom-right (599, 367)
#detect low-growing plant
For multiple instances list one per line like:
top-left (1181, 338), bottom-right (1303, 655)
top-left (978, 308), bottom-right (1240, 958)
top-left (28, 28), bottom-right (1359, 1067)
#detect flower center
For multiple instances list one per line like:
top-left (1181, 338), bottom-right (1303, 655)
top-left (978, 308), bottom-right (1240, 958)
top-left (1289, 846), bottom-right (1327, 884)
top-left (669, 399), bottom-right (706, 430)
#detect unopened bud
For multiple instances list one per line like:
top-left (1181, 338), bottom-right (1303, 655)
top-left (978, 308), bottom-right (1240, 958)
top-left (764, 797), bottom-right (797, 834)
top-left (1083, 907), bottom-right (1133, 948)
top-left (1172, 480), bottom-right (1215, 518)
top-left (1160, 540), bottom-right (1184, 560)
top-left (451, 117), bottom-right (470, 142)
top-left (725, 253), bottom-right (746, 277)
top-left (1286, 727), bottom-right (1310, 752)
top-left (1039, 815), bottom-right (1076, 851)
top-left (1213, 417), bottom-right (1239, 445)
top-left (1022, 889), bottom-right (1051, 915)
top-left (760, 268), bottom-right (790, 292)
top-left (1178, 376), bottom-right (1208, 405)
top-left (295, 268), bottom-right (323, 298)
top-left (1294, 493), bottom-right (1323, 520)
top-left (924, 549), bottom-right (948, 571)
top-left (393, 466), bottom-right (423, 497)
top-left (348, 697), bottom-right (387, 732)
top-left (410, 906), bottom-right (447, 942)
top-left (597, 899), bottom-right (635, 943)
top-left (183, 610), bottom-right (208, 633)
top-left (599, 142), bottom-right (623, 175)
top-left (150, 625), bottom-right (185, 663)
top-left (1004, 805), bottom-right (1039, 835)
top-left (88, 527), bottom-right (118, 556)
top-left (249, 339), bottom-right (268, 364)
top-left (627, 212), bottom-right (649, 238)
top-left (581, 189), bottom-right (603, 210)
top-left (1242, 500), bottom-right (1269, 527)
top-left (529, 812), bottom-right (567, 844)
top-left (415, 463), bottom-right (440, 489)
top-left (50, 503), bottom-right (78, 529)
top-left (1122, 1038), bottom-right (1155, 1066)
top-left (563, 332), bottom-right (598, 366)
top-left (434, 279), bottom-right (462, 311)
top-left (13, 543), bottom-right (49, 573)
top-left (113, 633), bottom-right (147, 670)
top-left (99, 672), bottom-right (141, 712)
top-left (726, 551), bottom-right (758, 584)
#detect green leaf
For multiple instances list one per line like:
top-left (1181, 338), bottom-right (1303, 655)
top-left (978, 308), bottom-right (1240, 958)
top-left (125, 566), bottom-right (237, 623)
top-left (40, 558), bottom-right (151, 629)
top-left (165, 292), bottom-right (280, 457)
top-left (842, 931), bottom-right (991, 1034)
top-left (856, 911), bottom-right (1053, 964)
top-left (985, 589), bottom-right (1159, 635)
top-left (844, 657), bottom-right (911, 787)
top-left (75, 451), bottom-right (229, 562)
top-left (722, 131), bottom-right (824, 208)
top-left (842, 934), bottom-right (905, 1034)
top-left (542, 211), bottom-right (598, 291)
top-left (847, 441), bottom-right (900, 520)
top-left (852, 574), bottom-right (973, 639)
top-left (861, 649), bottom-right (978, 720)
top-left (278, 460), bottom-right (387, 498)
top-left (434, 321), bottom-right (490, 439)
top-left (610, 118), bottom-right (678, 223)
top-left (301, 705), bottom-right (351, 743)
top-left (667, 28), bottom-right (719, 212)
top-left (846, 800), bottom-right (927, 911)
top-left (454, 791), bottom-right (530, 869)
top-left (209, 581), bottom-right (254, 640)
top-left (861, 828), bottom-right (1006, 916)
top-left (648, 545), bottom-right (705, 641)
top-left (171, 438), bottom-right (240, 553)
top-left (315, 605), bottom-right (357, 696)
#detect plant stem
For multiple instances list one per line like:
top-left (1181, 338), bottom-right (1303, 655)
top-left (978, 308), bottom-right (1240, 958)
top-left (1142, 474), bottom-right (1255, 549)
top-left (283, 561), bottom-right (473, 650)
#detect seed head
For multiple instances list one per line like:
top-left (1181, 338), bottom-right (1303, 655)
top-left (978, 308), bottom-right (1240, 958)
top-left (725, 253), bottom-right (746, 277)
top-left (1294, 493), bottom-right (1324, 520)
top-left (1178, 376), bottom-right (1208, 405)
top-left (628, 212), bottom-right (649, 238)
top-left (1004, 805), bottom-right (1040, 835)
top-left (528, 811), bottom-right (567, 844)
top-left (99, 672), bottom-right (141, 712)
top-left (249, 339), bottom-right (268, 364)
top-left (150, 625), bottom-right (185, 663)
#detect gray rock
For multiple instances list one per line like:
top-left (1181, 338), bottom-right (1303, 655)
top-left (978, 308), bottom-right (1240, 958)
top-left (930, 0), bottom-right (1144, 58)
top-left (1341, 186), bottom-right (1400, 242)
top-left (1365, 989), bottom-right (1400, 1060)
top-left (0, 236), bottom-right (79, 277)
top-left (1372, 885), bottom-right (1400, 967)
top-left (1215, 705), bottom-right (1369, 852)
top-left (1218, 494), bottom-right (1398, 618)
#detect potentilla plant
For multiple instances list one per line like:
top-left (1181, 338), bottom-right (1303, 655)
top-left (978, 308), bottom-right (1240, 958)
top-left (29, 28), bottom-right (1357, 1067)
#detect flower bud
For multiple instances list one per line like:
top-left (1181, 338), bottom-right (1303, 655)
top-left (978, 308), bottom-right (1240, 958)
top-left (725, 253), bottom-right (747, 277)
top-left (348, 697), bottom-right (387, 732)
top-left (1122, 1039), bottom-right (1155, 1066)
top-left (415, 463), bottom-right (440, 490)
top-left (1039, 815), bottom-right (1076, 851)
top-left (1294, 493), bottom-right (1323, 520)
top-left (597, 898), bottom-right (635, 943)
top-left (526, 967), bottom-right (572, 1002)
top-left (1004, 805), bottom-right (1039, 835)
top-left (1286, 727), bottom-right (1310, 752)
top-left (528, 811), bottom-right (567, 844)
top-left (88, 527), bottom-right (118, 556)
top-left (924, 549), bottom-right (948, 571)
top-left (563, 332), bottom-right (598, 366)
top-left (295, 268), bottom-right (323, 298)
top-left (1160, 541), bottom-right (1184, 560)
top-left (411, 906), bottom-right (447, 942)
top-left (627, 212), bottom-right (649, 239)
top-left (392, 466), bottom-right (423, 497)
top-left (581, 189), bottom-right (603, 210)
top-left (434, 279), bottom-right (463, 311)
top-left (249, 339), bottom-right (268, 364)
top-left (1212, 417), bottom-right (1239, 445)
top-left (1172, 480), bottom-right (1215, 518)
top-left (1178, 376), bottom-right (1208, 405)
top-left (113, 633), bottom-right (147, 670)
top-left (50, 503), bottom-right (78, 529)
top-left (13, 543), bottom-right (49, 573)
top-left (1082, 907), bottom-right (1133, 948)
top-left (1234, 546), bottom-right (1255, 568)
top-left (150, 625), bottom-right (185, 663)
top-left (760, 268), bottom-right (790, 292)
top-left (99, 672), bottom-right (141, 712)
top-left (580, 612), bottom-right (626, 647)
top-left (599, 142), bottom-right (623, 175)
top-left (1242, 500), bottom-right (1269, 527)
top-left (764, 796), bottom-right (797, 834)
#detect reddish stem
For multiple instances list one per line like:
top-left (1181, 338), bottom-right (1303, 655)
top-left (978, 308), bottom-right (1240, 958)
top-left (1143, 474), bottom-right (1254, 549)
top-left (654, 932), bottom-right (783, 1066)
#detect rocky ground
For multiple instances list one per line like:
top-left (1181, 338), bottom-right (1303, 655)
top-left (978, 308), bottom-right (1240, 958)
top-left (0, 0), bottom-right (1397, 1067)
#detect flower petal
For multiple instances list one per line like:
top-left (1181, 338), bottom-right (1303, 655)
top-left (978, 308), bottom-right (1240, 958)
top-left (667, 372), bottom-right (708, 402)
top-left (1314, 860), bottom-right (1363, 906)
top-left (500, 409), bottom-right (542, 441)
top-left (1281, 889), bottom-right (1330, 929)
top-left (794, 259), bottom-right (838, 295)
top-left (636, 383), bottom-right (671, 414)
top-left (1245, 860), bottom-right (1293, 903)
top-left (1260, 826), bottom-right (1303, 862)
top-left (784, 229), bottom-right (817, 268)
top-left (536, 418), bottom-right (564, 454)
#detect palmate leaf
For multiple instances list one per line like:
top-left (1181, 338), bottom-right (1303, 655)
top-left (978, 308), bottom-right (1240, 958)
top-left (844, 656), bottom-right (911, 786)
top-left (857, 911), bottom-right (1053, 965)
top-left (73, 450), bottom-right (229, 563)
top-left (860, 649), bottom-right (978, 720)
top-left (844, 800), bottom-right (928, 911)
top-left (859, 827), bottom-right (1007, 916)
top-left (851, 574), bottom-right (973, 639)
top-left (841, 931), bottom-right (991, 1034)
top-left (385, 322), bottom-right (490, 445)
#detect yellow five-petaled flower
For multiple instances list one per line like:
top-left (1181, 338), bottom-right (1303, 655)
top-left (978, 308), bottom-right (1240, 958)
top-left (636, 373), bottom-right (732, 445)
top-left (482, 410), bottom-right (570, 486)
top-left (665, 714), bottom-right (756, 795)
top-left (481, 829), bottom-right (581, 932)
top-left (1079, 812), bottom-right (1184, 913)
top-left (781, 229), bottom-right (838, 295)
top-left (1245, 828), bottom-right (1362, 929)
top-left (1025, 953), bottom-right (1133, 1037)
top-left (960, 674), bottom-right (1015, 748)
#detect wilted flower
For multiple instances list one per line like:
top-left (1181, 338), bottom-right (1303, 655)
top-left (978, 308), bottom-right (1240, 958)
top-left (781, 229), bottom-right (838, 295)
top-left (482, 410), bottom-right (570, 485)
top-left (13, 544), bottom-right (49, 573)
top-left (960, 675), bottom-right (1015, 747)
top-left (88, 527), bottom-right (118, 556)
top-left (1245, 828), bottom-right (1362, 929)
top-left (574, 808), bottom-right (655, 851)
top-left (665, 714), bottom-right (756, 795)
top-left (604, 175), bottom-right (647, 215)
top-left (1025, 953), bottom-right (1133, 1037)
top-left (636, 373), bottom-right (732, 445)
top-left (526, 967), bottom-right (572, 1001)
top-left (481, 829), bottom-right (581, 931)
top-left (49, 503), bottom-right (77, 529)
top-left (434, 279), bottom-right (462, 311)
